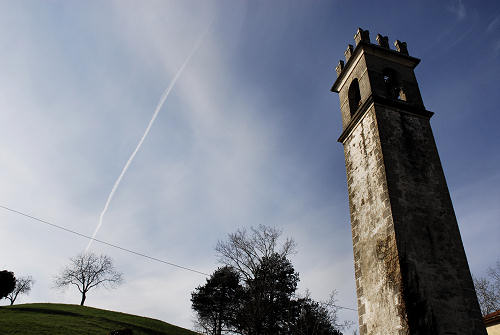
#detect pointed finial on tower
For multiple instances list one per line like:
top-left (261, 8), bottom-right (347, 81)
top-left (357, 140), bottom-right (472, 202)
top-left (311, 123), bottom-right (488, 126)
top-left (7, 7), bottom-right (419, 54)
top-left (394, 40), bottom-right (409, 55)
top-left (344, 44), bottom-right (354, 62)
top-left (376, 34), bottom-right (389, 49)
top-left (336, 60), bottom-right (344, 77)
top-left (354, 28), bottom-right (370, 46)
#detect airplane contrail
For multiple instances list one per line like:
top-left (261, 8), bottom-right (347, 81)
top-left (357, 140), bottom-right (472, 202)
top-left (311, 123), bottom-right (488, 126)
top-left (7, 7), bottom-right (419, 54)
top-left (85, 28), bottom-right (210, 252)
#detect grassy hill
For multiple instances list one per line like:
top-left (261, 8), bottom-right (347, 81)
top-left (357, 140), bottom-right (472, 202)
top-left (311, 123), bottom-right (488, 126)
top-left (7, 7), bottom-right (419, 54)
top-left (0, 303), bottom-right (198, 335)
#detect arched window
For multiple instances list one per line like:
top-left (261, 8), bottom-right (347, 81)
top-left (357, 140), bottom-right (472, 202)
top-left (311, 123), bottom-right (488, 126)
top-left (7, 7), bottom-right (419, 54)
top-left (383, 69), bottom-right (399, 99)
top-left (348, 79), bottom-right (361, 116)
top-left (383, 68), bottom-right (406, 101)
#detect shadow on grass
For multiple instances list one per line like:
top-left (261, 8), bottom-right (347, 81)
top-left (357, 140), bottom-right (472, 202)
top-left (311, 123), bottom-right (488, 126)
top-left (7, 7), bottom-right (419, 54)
top-left (3, 306), bottom-right (80, 317)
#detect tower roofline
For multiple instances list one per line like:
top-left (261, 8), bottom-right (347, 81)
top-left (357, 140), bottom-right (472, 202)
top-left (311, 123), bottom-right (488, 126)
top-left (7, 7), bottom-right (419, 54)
top-left (331, 29), bottom-right (421, 93)
top-left (337, 95), bottom-right (433, 143)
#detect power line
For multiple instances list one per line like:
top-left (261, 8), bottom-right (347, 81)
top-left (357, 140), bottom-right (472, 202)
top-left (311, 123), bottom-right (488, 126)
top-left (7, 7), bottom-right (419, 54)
top-left (336, 306), bottom-right (358, 312)
top-left (0, 204), bottom-right (209, 276)
top-left (0, 204), bottom-right (358, 312)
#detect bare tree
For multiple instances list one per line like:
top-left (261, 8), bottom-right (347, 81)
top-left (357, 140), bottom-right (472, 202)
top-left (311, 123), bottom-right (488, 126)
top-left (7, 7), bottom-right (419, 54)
top-left (215, 225), bottom-right (296, 280)
top-left (474, 260), bottom-right (500, 316)
top-left (54, 252), bottom-right (123, 306)
top-left (6, 275), bottom-right (34, 305)
top-left (488, 261), bottom-right (500, 287)
top-left (320, 290), bottom-right (354, 332)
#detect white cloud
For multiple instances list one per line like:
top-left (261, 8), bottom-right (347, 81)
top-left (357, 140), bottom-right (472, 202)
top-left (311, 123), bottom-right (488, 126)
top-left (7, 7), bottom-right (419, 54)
top-left (494, 39), bottom-right (500, 54)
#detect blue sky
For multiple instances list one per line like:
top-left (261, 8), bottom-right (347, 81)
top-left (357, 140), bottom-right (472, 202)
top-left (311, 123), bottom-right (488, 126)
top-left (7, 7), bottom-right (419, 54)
top-left (0, 0), bottom-right (499, 332)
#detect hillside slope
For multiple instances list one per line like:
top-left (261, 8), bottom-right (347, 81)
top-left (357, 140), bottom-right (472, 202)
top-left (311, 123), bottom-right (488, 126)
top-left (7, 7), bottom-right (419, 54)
top-left (0, 303), bottom-right (197, 335)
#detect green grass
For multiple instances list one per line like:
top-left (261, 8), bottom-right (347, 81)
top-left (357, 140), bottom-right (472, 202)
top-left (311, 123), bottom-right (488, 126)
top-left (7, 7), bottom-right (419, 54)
top-left (0, 303), bottom-right (198, 335)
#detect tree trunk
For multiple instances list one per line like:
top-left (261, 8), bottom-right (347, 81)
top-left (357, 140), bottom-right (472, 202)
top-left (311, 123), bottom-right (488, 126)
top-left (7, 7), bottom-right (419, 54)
top-left (80, 292), bottom-right (86, 306)
top-left (10, 300), bottom-right (13, 306)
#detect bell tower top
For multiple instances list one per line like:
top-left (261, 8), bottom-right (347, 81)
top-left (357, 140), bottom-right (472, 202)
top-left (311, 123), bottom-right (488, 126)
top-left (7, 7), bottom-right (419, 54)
top-left (331, 28), bottom-right (431, 142)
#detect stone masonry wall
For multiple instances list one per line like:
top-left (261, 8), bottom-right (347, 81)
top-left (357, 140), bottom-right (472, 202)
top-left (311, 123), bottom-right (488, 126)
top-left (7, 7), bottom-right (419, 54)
top-left (343, 104), bottom-right (409, 335)
top-left (375, 105), bottom-right (486, 335)
top-left (338, 54), bottom-right (372, 130)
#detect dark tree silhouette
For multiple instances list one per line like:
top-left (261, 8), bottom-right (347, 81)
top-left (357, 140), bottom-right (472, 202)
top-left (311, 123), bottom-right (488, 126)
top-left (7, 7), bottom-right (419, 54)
top-left (54, 252), bottom-right (123, 306)
top-left (240, 253), bottom-right (299, 335)
top-left (0, 270), bottom-right (16, 300)
top-left (192, 266), bottom-right (244, 335)
top-left (294, 294), bottom-right (344, 335)
top-left (197, 226), bottom-right (347, 335)
top-left (6, 275), bottom-right (34, 305)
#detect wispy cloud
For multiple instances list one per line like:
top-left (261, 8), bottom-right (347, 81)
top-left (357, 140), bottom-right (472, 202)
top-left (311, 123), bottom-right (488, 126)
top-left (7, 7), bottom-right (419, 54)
top-left (487, 15), bottom-right (500, 33)
top-left (485, 14), bottom-right (500, 55)
top-left (494, 39), bottom-right (500, 54)
top-left (447, 0), bottom-right (467, 20)
top-left (85, 22), bottom-right (212, 252)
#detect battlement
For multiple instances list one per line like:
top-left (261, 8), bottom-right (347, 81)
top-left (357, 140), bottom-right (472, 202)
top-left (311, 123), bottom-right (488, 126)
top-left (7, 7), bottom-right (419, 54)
top-left (335, 28), bottom-right (410, 77)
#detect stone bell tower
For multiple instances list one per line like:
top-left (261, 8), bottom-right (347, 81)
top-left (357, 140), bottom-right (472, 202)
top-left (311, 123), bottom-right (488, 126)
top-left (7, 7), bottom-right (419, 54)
top-left (331, 28), bottom-right (486, 335)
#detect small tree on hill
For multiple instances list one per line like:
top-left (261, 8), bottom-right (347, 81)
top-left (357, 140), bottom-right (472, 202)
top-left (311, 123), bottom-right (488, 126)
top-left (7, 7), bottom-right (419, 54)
top-left (6, 275), bottom-right (34, 305)
top-left (54, 252), bottom-right (123, 306)
top-left (0, 270), bottom-right (16, 300)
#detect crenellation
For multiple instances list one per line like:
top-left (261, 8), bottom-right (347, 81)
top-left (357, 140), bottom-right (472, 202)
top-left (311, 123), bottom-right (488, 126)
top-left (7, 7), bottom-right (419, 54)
top-left (354, 27), bottom-right (370, 45)
top-left (332, 30), bottom-right (425, 106)
top-left (344, 44), bottom-right (354, 62)
top-left (394, 40), bottom-right (408, 55)
top-left (336, 60), bottom-right (344, 77)
top-left (376, 34), bottom-right (390, 49)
